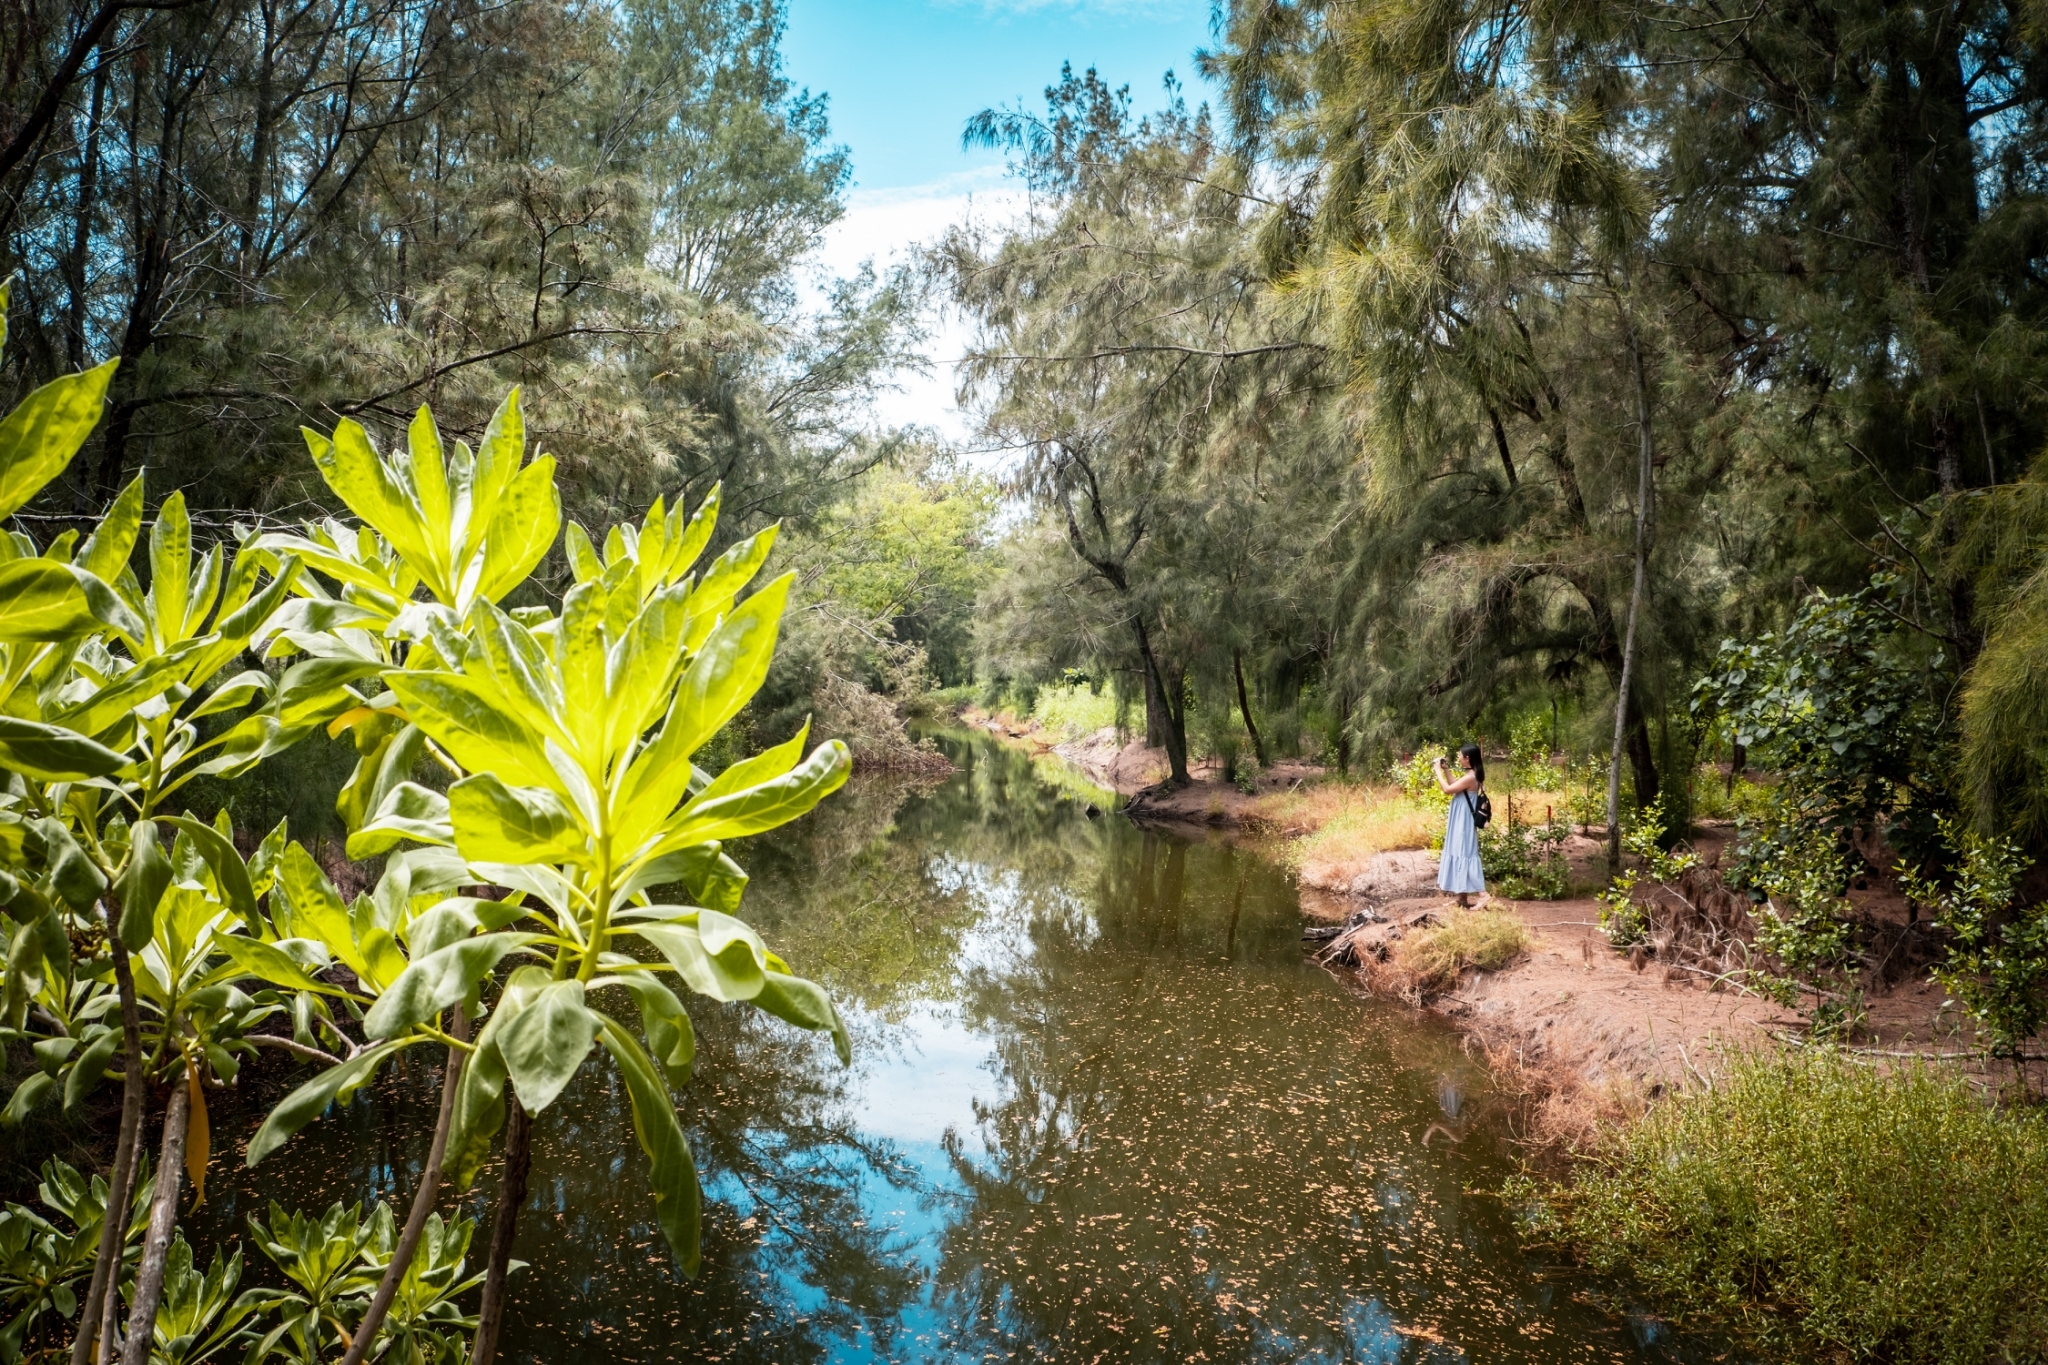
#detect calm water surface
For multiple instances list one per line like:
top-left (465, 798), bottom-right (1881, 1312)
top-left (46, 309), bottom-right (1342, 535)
top-left (193, 731), bottom-right (1723, 1363)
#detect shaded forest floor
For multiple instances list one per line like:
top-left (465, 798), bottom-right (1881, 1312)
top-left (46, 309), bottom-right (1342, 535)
top-left (962, 710), bottom-right (2044, 1141)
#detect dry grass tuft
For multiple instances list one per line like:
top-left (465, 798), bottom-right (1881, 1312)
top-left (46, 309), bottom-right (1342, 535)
top-left (1244, 782), bottom-right (1441, 881)
top-left (1393, 909), bottom-right (1532, 993)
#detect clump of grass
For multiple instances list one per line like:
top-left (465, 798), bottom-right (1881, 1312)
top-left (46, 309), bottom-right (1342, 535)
top-left (1394, 908), bottom-right (1530, 992)
top-left (1028, 683), bottom-right (1119, 744)
top-left (1247, 781), bottom-right (1442, 877)
top-left (1527, 1052), bottom-right (2048, 1363)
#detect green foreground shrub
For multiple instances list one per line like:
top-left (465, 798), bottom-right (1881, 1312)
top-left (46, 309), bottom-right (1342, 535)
top-left (1528, 1052), bottom-right (2048, 1363)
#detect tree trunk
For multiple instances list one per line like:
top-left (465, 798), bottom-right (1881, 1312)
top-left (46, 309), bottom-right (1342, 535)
top-left (1233, 651), bottom-right (1267, 768)
top-left (71, 919), bottom-right (145, 1365)
top-left (1130, 615), bottom-right (1187, 785)
top-left (341, 1010), bottom-right (468, 1365)
top-left (470, 1094), bottom-right (532, 1365)
top-left (119, 1070), bottom-right (190, 1365)
top-left (1608, 311), bottom-right (1659, 873)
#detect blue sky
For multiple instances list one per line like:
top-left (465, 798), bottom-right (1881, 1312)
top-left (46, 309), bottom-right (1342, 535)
top-left (783, 0), bottom-right (1218, 440)
top-left (782, 0), bottom-right (1215, 193)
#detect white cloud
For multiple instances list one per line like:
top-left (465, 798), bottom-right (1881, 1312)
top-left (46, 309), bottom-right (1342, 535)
top-left (801, 169), bottom-right (1028, 455)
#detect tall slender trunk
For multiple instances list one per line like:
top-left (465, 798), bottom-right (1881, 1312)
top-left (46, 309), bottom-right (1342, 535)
top-left (119, 1070), bottom-right (189, 1365)
top-left (94, 1117), bottom-right (143, 1365)
top-left (341, 1010), bottom-right (468, 1365)
top-left (1233, 651), bottom-right (1267, 768)
top-left (1131, 615), bottom-right (1187, 785)
top-left (470, 1095), bottom-right (532, 1365)
top-left (70, 919), bottom-right (144, 1365)
top-left (1608, 312), bottom-right (1659, 873)
top-left (65, 51), bottom-right (109, 375)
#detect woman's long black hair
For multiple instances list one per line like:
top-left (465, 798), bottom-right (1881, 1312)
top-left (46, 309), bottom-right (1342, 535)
top-left (1459, 742), bottom-right (1485, 786)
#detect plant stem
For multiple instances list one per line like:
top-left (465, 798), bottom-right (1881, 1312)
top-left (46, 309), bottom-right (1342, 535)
top-left (70, 913), bottom-right (146, 1365)
top-left (340, 1007), bottom-right (469, 1365)
top-left (118, 1068), bottom-right (189, 1365)
top-left (470, 1092), bottom-right (531, 1365)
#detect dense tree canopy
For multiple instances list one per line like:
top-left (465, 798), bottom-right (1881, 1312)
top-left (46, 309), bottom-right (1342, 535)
top-left (951, 1), bottom-right (2048, 849)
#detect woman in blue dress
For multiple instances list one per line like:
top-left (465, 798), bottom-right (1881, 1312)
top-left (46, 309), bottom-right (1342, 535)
top-left (1433, 743), bottom-right (1486, 906)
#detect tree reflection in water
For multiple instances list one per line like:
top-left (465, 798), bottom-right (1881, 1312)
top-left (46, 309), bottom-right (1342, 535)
top-left (184, 732), bottom-right (1717, 1363)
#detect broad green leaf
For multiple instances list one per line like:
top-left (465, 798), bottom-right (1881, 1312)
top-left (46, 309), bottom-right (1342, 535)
top-left (626, 574), bottom-right (794, 817)
top-left (663, 482), bottom-right (719, 584)
top-left (33, 810), bottom-right (107, 908)
top-left (275, 843), bottom-right (368, 978)
top-left (446, 967), bottom-right (556, 1189)
top-left (74, 565), bottom-right (147, 647)
top-left (401, 406), bottom-right (453, 588)
top-left (213, 936), bottom-right (339, 996)
top-left (466, 389), bottom-right (528, 539)
top-left (147, 492), bottom-right (193, 647)
top-left (695, 722), bottom-right (809, 806)
top-left (683, 524), bottom-right (779, 642)
top-left (449, 773), bottom-right (584, 865)
top-left (1, 1071), bottom-right (56, 1127)
top-left (247, 818), bottom-right (289, 899)
top-left (602, 583), bottom-right (693, 758)
top-left (614, 843), bottom-right (748, 914)
top-left (117, 819), bottom-right (173, 950)
top-left (336, 722), bottom-right (425, 838)
top-left (162, 817), bottom-right (260, 933)
top-left (0, 715), bottom-right (128, 781)
top-left (752, 972), bottom-right (851, 1064)
top-left (362, 934), bottom-right (536, 1040)
top-left (475, 456), bottom-right (560, 604)
top-left (564, 522), bottom-right (601, 584)
top-left (609, 974), bottom-right (695, 1088)
top-left (467, 603), bottom-right (568, 741)
top-left (77, 472), bottom-right (145, 582)
top-left (385, 672), bottom-right (556, 789)
top-left (246, 1040), bottom-right (417, 1165)
top-left (667, 740), bottom-right (850, 846)
top-left (346, 781), bottom-right (453, 859)
top-left (495, 979), bottom-right (599, 1113)
top-left (189, 669), bottom-right (272, 720)
top-left (0, 358), bottom-right (118, 519)
top-left (62, 1029), bottom-right (120, 1111)
top-left (636, 914), bottom-right (766, 1002)
top-left (597, 1018), bottom-right (700, 1275)
top-left (354, 922), bottom-right (410, 993)
top-left (405, 895), bottom-right (528, 959)
top-left (0, 558), bottom-right (97, 641)
top-left (306, 422), bottom-right (438, 596)
top-left (555, 579), bottom-right (609, 751)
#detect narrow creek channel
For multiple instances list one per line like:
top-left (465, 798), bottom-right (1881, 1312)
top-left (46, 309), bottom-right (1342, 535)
top-left (189, 728), bottom-right (1728, 1363)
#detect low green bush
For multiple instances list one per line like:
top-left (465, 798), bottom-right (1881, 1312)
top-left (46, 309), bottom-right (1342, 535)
top-left (1524, 1052), bottom-right (2048, 1363)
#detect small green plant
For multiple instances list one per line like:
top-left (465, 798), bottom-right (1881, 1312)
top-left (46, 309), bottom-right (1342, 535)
top-left (1480, 818), bottom-right (1572, 900)
top-left (1565, 753), bottom-right (1614, 832)
top-left (1390, 751), bottom-right (1452, 812)
top-left (1598, 793), bottom-right (1698, 946)
top-left (1507, 714), bottom-right (1553, 790)
top-left (1903, 819), bottom-right (2042, 1064)
top-left (1747, 814), bottom-right (1863, 1038)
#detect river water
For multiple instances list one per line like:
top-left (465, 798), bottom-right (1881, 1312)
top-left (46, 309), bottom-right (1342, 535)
top-left (192, 729), bottom-right (1725, 1363)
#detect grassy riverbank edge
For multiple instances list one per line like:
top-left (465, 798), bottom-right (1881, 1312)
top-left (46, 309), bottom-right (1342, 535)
top-left (1512, 1050), bottom-right (2048, 1364)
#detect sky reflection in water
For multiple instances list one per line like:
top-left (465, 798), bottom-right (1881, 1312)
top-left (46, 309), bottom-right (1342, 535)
top-left (192, 730), bottom-right (1726, 1363)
